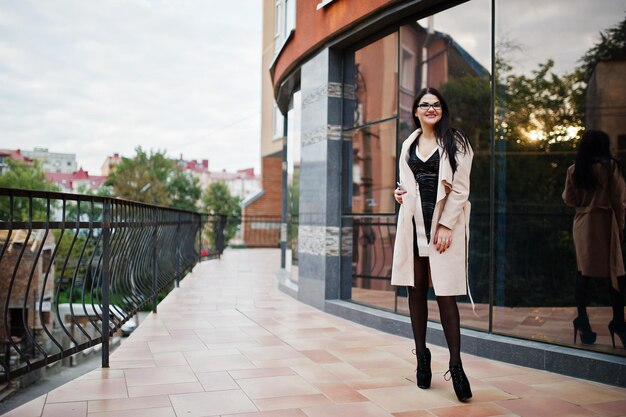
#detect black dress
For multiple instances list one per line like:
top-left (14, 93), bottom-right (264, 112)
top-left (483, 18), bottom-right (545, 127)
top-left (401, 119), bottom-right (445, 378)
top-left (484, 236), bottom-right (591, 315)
top-left (408, 139), bottom-right (440, 257)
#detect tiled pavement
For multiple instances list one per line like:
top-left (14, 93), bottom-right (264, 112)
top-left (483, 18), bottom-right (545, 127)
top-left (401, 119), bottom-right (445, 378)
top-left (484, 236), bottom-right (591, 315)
top-left (4, 248), bottom-right (626, 417)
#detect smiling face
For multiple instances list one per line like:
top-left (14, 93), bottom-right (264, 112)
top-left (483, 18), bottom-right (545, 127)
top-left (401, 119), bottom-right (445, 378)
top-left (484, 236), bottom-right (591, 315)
top-left (415, 93), bottom-right (443, 128)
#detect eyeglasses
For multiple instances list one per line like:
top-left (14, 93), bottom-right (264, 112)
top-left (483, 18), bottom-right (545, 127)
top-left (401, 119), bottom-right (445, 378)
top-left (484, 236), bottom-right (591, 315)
top-left (417, 102), bottom-right (442, 111)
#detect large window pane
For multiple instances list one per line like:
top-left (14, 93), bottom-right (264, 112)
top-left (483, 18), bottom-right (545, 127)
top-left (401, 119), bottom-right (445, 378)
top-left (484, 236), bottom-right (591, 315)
top-left (286, 91), bottom-right (301, 283)
top-left (397, 0), bottom-right (492, 330)
top-left (346, 120), bottom-right (397, 215)
top-left (353, 32), bottom-right (398, 126)
top-left (495, 0), bottom-right (625, 355)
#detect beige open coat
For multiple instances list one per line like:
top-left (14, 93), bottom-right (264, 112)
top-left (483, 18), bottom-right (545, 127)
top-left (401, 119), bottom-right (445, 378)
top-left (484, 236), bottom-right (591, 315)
top-left (391, 128), bottom-right (473, 295)
top-left (562, 162), bottom-right (626, 290)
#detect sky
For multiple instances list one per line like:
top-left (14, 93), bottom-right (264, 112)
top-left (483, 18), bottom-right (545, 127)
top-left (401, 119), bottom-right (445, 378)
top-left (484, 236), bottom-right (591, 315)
top-left (425, 0), bottom-right (625, 76)
top-left (0, 0), bottom-right (262, 176)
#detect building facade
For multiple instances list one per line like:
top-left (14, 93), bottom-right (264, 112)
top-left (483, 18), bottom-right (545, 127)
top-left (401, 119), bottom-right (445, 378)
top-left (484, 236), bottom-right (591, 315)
top-left (21, 148), bottom-right (77, 174)
top-left (46, 168), bottom-right (107, 193)
top-left (264, 0), bottom-right (626, 386)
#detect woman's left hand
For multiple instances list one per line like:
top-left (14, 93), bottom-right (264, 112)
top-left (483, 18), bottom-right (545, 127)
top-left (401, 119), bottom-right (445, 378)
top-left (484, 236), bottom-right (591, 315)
top-left (434, 224), bottom-right (452, 253)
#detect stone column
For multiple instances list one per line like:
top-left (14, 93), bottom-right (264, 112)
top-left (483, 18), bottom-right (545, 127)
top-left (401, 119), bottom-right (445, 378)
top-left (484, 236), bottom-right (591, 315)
top-left (296, 48), bottom-right (343, 310)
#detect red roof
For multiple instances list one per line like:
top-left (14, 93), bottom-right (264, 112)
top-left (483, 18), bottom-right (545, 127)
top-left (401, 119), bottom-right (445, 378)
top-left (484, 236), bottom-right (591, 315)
top-left (46, 168), bottom-right (107, 190)
top-left (0, 149), bottom-right (33, 164)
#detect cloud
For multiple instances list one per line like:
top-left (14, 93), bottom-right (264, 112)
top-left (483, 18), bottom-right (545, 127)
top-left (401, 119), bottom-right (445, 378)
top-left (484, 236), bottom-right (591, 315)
top-left (0, 0), bottom-right (262, 175)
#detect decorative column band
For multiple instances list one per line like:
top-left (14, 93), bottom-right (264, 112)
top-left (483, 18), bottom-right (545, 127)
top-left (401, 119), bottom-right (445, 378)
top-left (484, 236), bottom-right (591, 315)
top-left (298, 225), bottom-right (340, 256)
top-left (302, 124), bottom-right (343, 147)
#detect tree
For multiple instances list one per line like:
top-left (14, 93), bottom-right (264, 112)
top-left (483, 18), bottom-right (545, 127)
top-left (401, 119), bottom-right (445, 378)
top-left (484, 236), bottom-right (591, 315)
top-left (0, 159), bottom-right (58, 221)
top-left (168, 168), bottom-right (201, 211)
top-left (201, 182), bottom-right (241, 246)
top-left (579, 16), bottom-right (626, 83)
top-left (105, 147), bottom-right (172, 205)
top-left (105, 147), bottom-right (201, 210)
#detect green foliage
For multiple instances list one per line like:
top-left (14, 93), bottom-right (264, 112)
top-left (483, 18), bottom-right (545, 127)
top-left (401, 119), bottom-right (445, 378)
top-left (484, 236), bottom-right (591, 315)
top-left (106, 147), bottom-right (173, 205)
top-left (579, 16), bottom-right (626, 82)
top-left (0, 159), bottom-right (58, 221)
top-left (486, 17), bottom-right (626, 307)
top-left (52, 229), bottom-right (98, 295)
top-left (106, 147), bottom-right (201, 210)
top-left (201, 181), bottom-right (241, 245)
top-left (168, 168), bottom-right (201, 211)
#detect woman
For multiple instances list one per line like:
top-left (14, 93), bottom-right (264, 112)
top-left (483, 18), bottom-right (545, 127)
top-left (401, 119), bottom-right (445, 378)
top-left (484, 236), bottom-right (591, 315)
top-left (392, 87), bottom-right (473, 401)
top-left (562, 130), bottom-right (626, 349)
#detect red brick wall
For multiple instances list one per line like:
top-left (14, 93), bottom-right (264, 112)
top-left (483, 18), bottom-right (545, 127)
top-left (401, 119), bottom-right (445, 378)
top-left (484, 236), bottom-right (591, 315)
top-left (244, 154), bottom-right (283, 218)
top-left (242, 153), bottom-right (283, 247)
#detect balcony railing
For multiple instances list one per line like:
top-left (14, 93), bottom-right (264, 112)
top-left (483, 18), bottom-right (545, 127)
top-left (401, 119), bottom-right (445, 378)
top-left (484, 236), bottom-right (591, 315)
top-left (0, 188), bottom-right (206, 383)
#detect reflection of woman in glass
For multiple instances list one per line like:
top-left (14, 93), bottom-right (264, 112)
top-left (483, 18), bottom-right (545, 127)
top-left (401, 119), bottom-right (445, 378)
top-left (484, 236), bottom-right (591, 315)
top-left (392, 87), bottom-right (473, 401)
top-left (563, 130), bottom-right (626, 348)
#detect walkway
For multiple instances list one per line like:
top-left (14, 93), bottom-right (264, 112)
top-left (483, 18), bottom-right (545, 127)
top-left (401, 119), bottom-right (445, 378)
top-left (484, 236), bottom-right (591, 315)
top-left (4, 249), bottom-right (626, 417)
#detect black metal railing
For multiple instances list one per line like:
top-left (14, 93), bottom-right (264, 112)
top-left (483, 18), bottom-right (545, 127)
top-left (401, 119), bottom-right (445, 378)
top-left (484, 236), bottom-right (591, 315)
top-left (0, 188), bottom-right (205, 382)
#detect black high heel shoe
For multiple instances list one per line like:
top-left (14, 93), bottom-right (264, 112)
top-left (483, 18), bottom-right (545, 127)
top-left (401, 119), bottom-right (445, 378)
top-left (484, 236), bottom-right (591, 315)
top-left (444, 363), bottom-right (472, 402)
top-left (413, 348), bottom-right (431, 389)
top-left (573, 316), bottom-right (597, 345)
top-left (608, 320), bottom-right (626, 349)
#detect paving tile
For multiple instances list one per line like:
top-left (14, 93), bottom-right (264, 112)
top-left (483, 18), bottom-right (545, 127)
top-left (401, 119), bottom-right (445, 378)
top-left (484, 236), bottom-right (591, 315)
top-left (151, 351), bottom-right (188, 366)
top-left (7, 250), bottom-right (626, 417)
top-left (169, 389), bottom-right (257, 417)
top-left (226, 409), bottom-right (309, 417)
top-left (313, 383), bottom-right (369, 403)
top-left (88, 395), bottom-right (171, 412)
top-left (78, 369), bottom-right (125, 380)
top-left (87, 406), bottom-right (176, 417)
top-left (196, 371), bottom-right (240, 391)
top-left (359, 385), bottom-right (455, 413)
top-left (237, 375), bottom-right (320, 399)
top-left (41, 401), bottom-right (87, 417)
top-left (241, 345), bottom-right (305, 361)
top-left (582, 399), bottom-right (626, 416)
top-left (1, 394), bottom-right (46, 417)
top-left (532, 380), bottom-right (626, 405)
top-left (229, 367), bottom-right (296, 379)
top-left (429, 402), bottom-right (511, 417)
top-left (495, 396), bottom-right (602, 417)
top-left (300, 349), bottom-right (342, 364)
top-left (302, 401), bottom-right (395, 417)
top-left (123, 365), bottom-right (197, 386)
top-left (127, 382), bottom-right (204, 397)
top-left (187, 353), bottom-right (257, 372)
top-left (391, 411), bottom-right (437, 417)
top-left (254, 394), bottom-right (333, 411)
top-left (47, 378), bottom-right (128, 403)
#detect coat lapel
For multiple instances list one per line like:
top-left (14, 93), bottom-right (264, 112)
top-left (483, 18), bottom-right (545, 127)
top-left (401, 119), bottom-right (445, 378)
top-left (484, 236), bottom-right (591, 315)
top-left (436, 145), bottom-right (453, 204)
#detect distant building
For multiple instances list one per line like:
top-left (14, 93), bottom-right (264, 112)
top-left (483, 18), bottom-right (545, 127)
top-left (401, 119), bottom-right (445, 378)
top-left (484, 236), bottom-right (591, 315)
top-left (100, 153), bottom-right (121, 176)
top-left (0, 149), bottom-right (34, 175)
top-left (21, 148), bottom-right (77, 174)
top-left (175, 155), bottom-right (261, 201)
top-left (208, 168), bottom-right (261, 202)
top-left (46, 168), bottom-right (107, 193)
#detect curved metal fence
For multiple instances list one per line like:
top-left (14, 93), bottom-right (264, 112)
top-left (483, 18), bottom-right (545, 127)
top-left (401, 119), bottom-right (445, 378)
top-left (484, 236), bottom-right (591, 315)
top-left (0, 188), bottom-right (205, 382)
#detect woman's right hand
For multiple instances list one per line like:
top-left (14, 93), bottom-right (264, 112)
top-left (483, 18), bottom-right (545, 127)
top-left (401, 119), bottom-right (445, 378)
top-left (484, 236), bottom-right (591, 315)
top-left (394, 187), bottom-right (407, 204)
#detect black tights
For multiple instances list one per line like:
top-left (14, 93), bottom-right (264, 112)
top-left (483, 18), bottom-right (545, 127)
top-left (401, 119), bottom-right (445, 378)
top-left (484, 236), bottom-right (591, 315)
top-left (576, 272), bottom-right (625, 324)
top-left (407, 257), bottom-right (462, 365)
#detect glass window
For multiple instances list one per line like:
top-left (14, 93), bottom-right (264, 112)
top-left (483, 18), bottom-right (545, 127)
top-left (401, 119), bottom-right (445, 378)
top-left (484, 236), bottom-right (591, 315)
top-left (343, 0), bottom-right (492, 329)
top-left (347, 120), bottom-right (397, 215)
top-left (285, 0), bottom-right (295, 34)
top-left (286, 91), bottom-right (301, 283)
top-left (273, 104), bottom-right (284, 140)
top-left (495, 1), bottom-right (625, 355)
top-left (353, 32), bottom-right (398, 126)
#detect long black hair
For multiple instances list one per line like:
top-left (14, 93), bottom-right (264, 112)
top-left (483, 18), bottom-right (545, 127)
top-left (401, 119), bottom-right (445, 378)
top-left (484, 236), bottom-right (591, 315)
top-left (412, 87), bottom-right (470, 173)
top-left (573, 129), bottom-right (620, 191)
